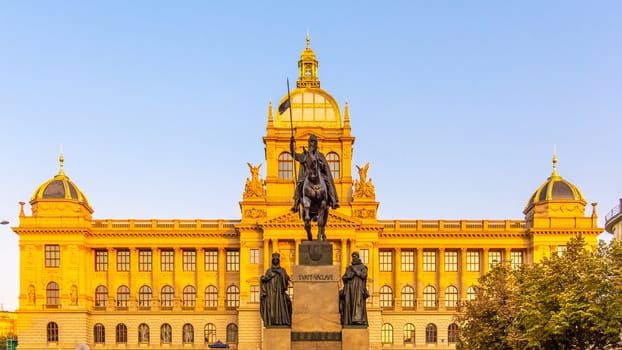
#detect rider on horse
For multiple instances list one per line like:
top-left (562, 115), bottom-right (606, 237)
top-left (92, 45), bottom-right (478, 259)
top-left (290, 134), bottom-right (339, 213)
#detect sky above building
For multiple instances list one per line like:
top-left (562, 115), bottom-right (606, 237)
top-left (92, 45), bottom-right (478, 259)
top-left (0, 1), bottom-right (620, 311)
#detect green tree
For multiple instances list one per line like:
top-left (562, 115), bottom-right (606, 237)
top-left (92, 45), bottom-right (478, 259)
top-left (513, 238), bottom-right (622, 349)
top-left (457, 237), bottom-right (622, 350)
top-left (456, 265), bottom-right (518, 350)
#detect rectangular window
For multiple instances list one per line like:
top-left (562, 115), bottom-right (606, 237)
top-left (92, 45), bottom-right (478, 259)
top-left (117, 249), bottom-right (130, 271)
top-left (444, 251), bottom-right (458, 272)
top-left (379, 250), bottom-right (393, 272)
top-left (161, 250), bottom-right (174, 271)
top-left (510, 251), bottom-right (523, 269)
top-left (423, 251), bottom-right (436, 272)
top-left (401, 250), bottom-right (414, 272)
top-left (139, 250), bottom-right (152, 271)
top-left (488, 251), bottom-right (502, 269)
top-left (45, 245), bottom-right (60, 267)
top-left (183, 250), bottom-right (196, 271)
top-left (226, 250), bottom-right (240, 272)
top-left (95, 250), bottom-right (108, 271)
top-left (466, 251), bottom-right (480, 272)
top-left (557, 246), bottom-right (566, 256)
top-left (250, 285), bottom-right (260, 304)
top-left (205, 250), bottom-right (218, 271)
top-left (359, 249), bottom-right (369, 264)
top-left (249, 248), bottom-right (259, 264)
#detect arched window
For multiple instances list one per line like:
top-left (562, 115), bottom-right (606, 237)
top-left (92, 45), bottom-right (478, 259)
top-left (278, 152), bottom-right (293, 179)
top-left (138, 323), bottom-right (150, 343)
top-left (379, 285), bottom-right (393, 308)
top-left (423, 285), bottom-right (437, 308)
top-left (401, 285), bottom-right (415, 308)
top-left (94, 323), bottom-right (105, 344)
top-left (183, 285), bottom-right (196, 307)
top-left (117, 285), bottom-right (130, 307)
top-left (183, 323), bottom-right (194, 343)
top-left (445, 285), bottom-right (459, 308)
top-left (47, 321), bottom-right (58, 342)
top-left (403, 323), bottom-right (415, 345)
top-left (116, 324), bottom-right (127, 343)
top-left (326, 152), bottom-right (340, 179)
top-left (161, 323), bottom-right (172, 343)
top-left (139, 285), bottom-right (152, 308)
top-left (95, 285), bottom-right (107, 307)
top-left (204, 323), bottom-right (216, 343)
top-left (448, 323), bottom-right (459, 343)
top-left (161, 285), bottom-right (174, 308)
top-left (467, 286), bottom-right (477, 301)
top-left (226, 285), bottom-right (240, 308)
top-left (226, 323), bottom-right (238, 343)
top-left (205, 285), bottom-right (218, 308)
top-left (381, 323), bottom-right (393, 344)
top-left (425, 323), bottom-right (437, 343)
top-left (46, 282), bottom-right (60, 306)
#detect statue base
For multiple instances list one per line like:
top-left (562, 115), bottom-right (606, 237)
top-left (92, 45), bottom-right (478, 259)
top-left (264, 327), bottom-right (291, 350)
top-left (299, 240), bottom-right (333, 265)
top-left (342, 326), bottom-right (369, 350)
top-left (291, 262), bottom-right (341, 349)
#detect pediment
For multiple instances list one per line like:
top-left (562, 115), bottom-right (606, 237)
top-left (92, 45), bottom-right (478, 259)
top-left (260, 209), bottom-right (362, 228)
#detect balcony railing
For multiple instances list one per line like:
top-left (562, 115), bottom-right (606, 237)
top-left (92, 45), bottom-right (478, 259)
top-left (92, 219), bottom-right (239, 229)
top-left (605, 202), bottom-right (622, 224)
top-left (378, 219), bottom-right (525, 232)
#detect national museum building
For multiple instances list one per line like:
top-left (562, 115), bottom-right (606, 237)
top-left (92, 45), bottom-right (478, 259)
top-left (13, 38), bottom-right (602, 350)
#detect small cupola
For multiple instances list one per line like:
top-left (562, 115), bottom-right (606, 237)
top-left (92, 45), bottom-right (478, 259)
top-left (29, 153), bottom-right (93, 219)
top-left (297, 34), bottom-right (320, 89)
top-left (524, 153), bottom-right (586, 222)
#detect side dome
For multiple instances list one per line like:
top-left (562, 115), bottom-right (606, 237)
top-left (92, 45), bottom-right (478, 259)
top-left (524, 155), bottom-right (585, 214)
top-left (30, 154), bottom-right (91, 208)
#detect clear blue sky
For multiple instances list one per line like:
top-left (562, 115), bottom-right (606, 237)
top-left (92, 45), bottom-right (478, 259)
top-left (0, 1), bottom-right (620, 311)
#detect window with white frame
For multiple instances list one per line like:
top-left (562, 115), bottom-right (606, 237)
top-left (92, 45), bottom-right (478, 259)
top-left (379, 250), bottom-right (393, 272)
top-left (466, 250), bottom-right (480, 272)
top-left (445, 250), bottom-right (458, 272)
top-left (401, 250), bottom-right (414, 272)
top-left (423, 251), bottom-right (436, 272)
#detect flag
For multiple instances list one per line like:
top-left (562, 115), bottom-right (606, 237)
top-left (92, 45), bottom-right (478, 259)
top-left (278, 98), bottom-right (290, 114)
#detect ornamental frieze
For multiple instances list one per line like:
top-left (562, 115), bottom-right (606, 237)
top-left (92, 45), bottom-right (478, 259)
top-left (353, 208), bottom-right (375, 218)
top-left (244, 208), bottom-right (267, 219)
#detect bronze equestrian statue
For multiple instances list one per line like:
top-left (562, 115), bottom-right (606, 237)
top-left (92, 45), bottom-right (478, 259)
top-left (290, 134), bottom-right (339, 240)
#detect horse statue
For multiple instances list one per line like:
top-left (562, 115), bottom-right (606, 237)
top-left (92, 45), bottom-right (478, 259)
top-left (301, 151), bottom-right (329, 240)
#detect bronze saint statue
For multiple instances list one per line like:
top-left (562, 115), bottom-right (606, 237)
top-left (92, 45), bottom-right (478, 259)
top-left (290, 134), bottom-right (339, 240)
top-left (260, 253), bottom-right (292, 327)
top-left (340, 251), bottom-right (369, 326)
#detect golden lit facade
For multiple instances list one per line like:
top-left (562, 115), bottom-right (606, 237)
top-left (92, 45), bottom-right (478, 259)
top-left (13, 37), bottom-right (602, 350)
top-left (0, 310), bottom-right (17, 341)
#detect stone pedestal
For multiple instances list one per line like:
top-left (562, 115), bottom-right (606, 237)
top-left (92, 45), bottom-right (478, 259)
top-left (291, 241), bottom-right (342, 350)
top-left (264, 327), bottom-right (291, 350)
top-left (342, 327), bottom-right (369, 350)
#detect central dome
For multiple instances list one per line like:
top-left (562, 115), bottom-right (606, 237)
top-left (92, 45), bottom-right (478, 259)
top-left (276, 89), bottom-right (342, 128)
top-left (275, 35), bottom-right (342, 128)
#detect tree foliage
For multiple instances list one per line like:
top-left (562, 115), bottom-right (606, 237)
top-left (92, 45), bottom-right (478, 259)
top-left (457, 237), bottom-right (622, 350)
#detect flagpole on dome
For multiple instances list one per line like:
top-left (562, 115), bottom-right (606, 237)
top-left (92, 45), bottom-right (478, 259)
top-left (279, 78), bottom-right (298, 209)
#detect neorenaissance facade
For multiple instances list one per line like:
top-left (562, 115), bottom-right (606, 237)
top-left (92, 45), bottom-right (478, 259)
top-left (13, 37), bottom-right (602, 350)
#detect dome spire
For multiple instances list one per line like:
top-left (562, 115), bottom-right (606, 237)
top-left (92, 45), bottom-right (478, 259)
top-left (58, 145), bottom-right (65, 176)
top-left (550, 145), bottom-right (559, 179)
top-left (297, 33), bottom-right (320, 88)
